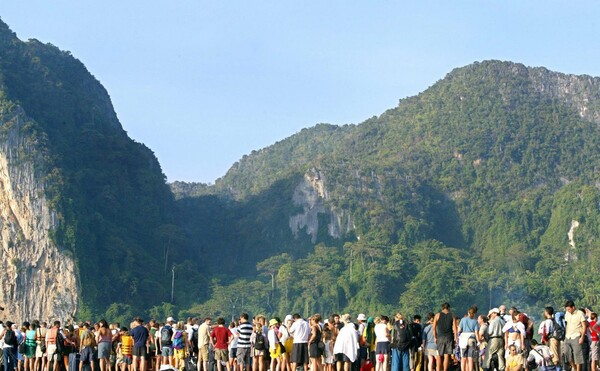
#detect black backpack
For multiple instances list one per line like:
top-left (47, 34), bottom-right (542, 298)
top-left (408, 322), bottom-right (422, 349)
top-left (392, 322), bottom-right (412, 350)
top-left (4, 328), bottom-right (18, 347)
top-left (161, 326), bottom-right (174, 346)
top-left (550, 319), bottom-right (565, 341)
top-left (254, 331), bottom-right (266, 351)
top-left (190, 328), bottom-right (199, 353)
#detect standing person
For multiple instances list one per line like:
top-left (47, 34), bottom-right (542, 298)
top-left (278, 316), bottom-right (292, 371)
top-left (390, 313), bottom-right (411, 371)
top-left (45, 321), bottom-right (62, 371)
top-left (172, 321), bottom-right (188, 371)
top-left (267, 319), bottom-right (283, 371)
top-left (332, 314), bottom-right (359, 371)
top-left (538, 307), bottom-right (562, 367)
top-left (422, 313), bottom-right (438, 371)
top-left (197, 317), bottom-right (212, 371)
top-left (1, 321), bottom-right (19, 371)
top-left (251, 317), bottom-right (267, 371)
top-left (80, 331), bottom-right (97, 371)
top-left (564, 301), bottom-right (587, 371)
top-left (36, 322), bottom-right (48, 371)
top-left (130, 318), bottom-right (150, 371)
top-left (308, 315), bottom-right (323, 371)
top-left (211, 318), bottom-right (233, 371)
top-left (484, 309), bottom-right (505, 371)
top-left (160, 318), bottom-right (175, 367)
top-left (587, 310), bottom-right (599, 371)
top-left (375, 316), bottom-right (391, 371)
top-left (236, 314), bottom-right (253, 371)
top-left (409, 315), bottom-right (424, 371)
top-left (97, 320), bottom-right (113, 371)
top-left (477, 315), bottom-right (489, 370)
top-left (458, 307), bottom-right (479, 371)
top-left (432, 303), bottom-right (457, 371)
top-left (117, 327), bottom-right (134, 371)
top-left (25, 322), bottom-right (38, 371)
top-left (357, 314), bottom-right (368, 369)
top-left (228, 321), bottom-right (239, 371)
top-left (289, 314), bottom-right (310, 371)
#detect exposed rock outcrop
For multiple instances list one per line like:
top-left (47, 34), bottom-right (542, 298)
top-left (0, 106), bottom-right (78, 322)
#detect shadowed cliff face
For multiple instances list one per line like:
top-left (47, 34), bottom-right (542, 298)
top-left (0, 106), bottom-right (78, 321)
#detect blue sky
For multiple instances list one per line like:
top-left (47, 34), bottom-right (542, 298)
top-left (0, 1), bottom-right (599, 183)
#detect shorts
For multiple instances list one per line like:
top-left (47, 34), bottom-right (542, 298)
top-left (436, 336), bottom-right (454, 355)
top-left (132, 346), bottom-right (148, 358)
top-left (98, 342), bottom-right (111, 359)
top-left (229, 348), bottom-right (237, 359)
top-left (161, 346), bottom-right (174, 357)
top-left (565, 338), bottom-right (584, 365)
top-left (426, 348), bottom-right (439, 357)
top-left (47, 344), bottom-right (58, 361)
top-left (375, 342), bottom-right (390, 355)
top-left (591, 341), bottom-right (599, 361)
top-left (25, 344), bottom-right (36, 358)
top-left (291, 343), bottom-right (309, 365)
top-left (118, 355), bottom-right (133, 365)
top-left (215, 349), bottom-right (229, 362)
top-left (253, 348), bottom-right (265, 357)
top-left (460, 338), bottom-right (478, 359)
top-left (35, 343), bottom-right (45, 358)
top-left (359, 346), bottom-right (368, 360)
top-left (198, 345), bottom-right (209, 362)
top-left (174, 348), bottom-right (186, 360)
top-left (335, 354), bottom-right (353, 363)
top-left (236, 347), bottom-right (251, 366)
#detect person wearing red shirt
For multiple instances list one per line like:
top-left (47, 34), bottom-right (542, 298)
top-left (211, 318), bottom-right (233, 371)
top-left (587, 310), bottom-right (600, 371)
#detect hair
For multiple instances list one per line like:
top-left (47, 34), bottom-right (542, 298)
top-left (565, 300), bottom-right (575, 308)
top-left (312, 314), bottom-right (322, 323)
top-left (545, 306), bottom-right (555, 316)
top-left (204, 317), bottom-right (212, 323)
top-left (381, 315), bottom-right (389, 322)
top-left (468, 306), bottom-right (477, 318)
top-left (53, 320), bottom-right (61, 327)
top-left (478, 315), bottom-right (488, 323)
top-left (177, 321), bottom-right (185, 330)
top-left (322, 326), bottom-right (332, 341)
top-left (426, 312), bottom-right (435, 322)
top-left (413, 314), bottom-right (421, 321)
top-left (217, 317), bottom-right (225, 325)
top-left (240, 313), bottom-right (249, 320)
top-left (31, 322), bottom-right (38, 330)
top-left (509, 344), bottom-right (517, 352)
top-left (395, 313), bottom-right (404, 321)
top-left (442, 302), bottom-right (451, 310)
top-left (530, 339), bottom-right (539, 347)
top-left (292, 313), bottom-right (301, 320)
top-left (229, 321), bottom-right (237, 328)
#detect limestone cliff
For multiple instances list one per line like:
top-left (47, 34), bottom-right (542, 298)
top-left (0, 106), bottom-right (78, 322)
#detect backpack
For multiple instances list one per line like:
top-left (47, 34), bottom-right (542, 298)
top-left (254, 331), bottom-right (266, 351)
top-left (190, 328), bottom-right (199, 353)
top-left (550, 318), bottom-right (565, 341)
top-left (161, 326), bottom-right (174, 346)
top-left (4, 328), bottom-right (18, 347)
top-left (172, 330), bottom-right (184, 350)
top-left (392, 322), bottom-right (412, 350)
top-left (408, 322), bottom-right (422, 349)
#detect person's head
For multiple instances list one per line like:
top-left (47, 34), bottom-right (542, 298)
top-left (381, 315), bottom-right (389, 323)
top-left (508, 345), bottom-right (518, 355)
top-left (441, 302), bottom-right (451, 311)
top-left (292, 313), bottom-right (301, 321)
top-left (488, 308), bottom-right (499, 318)
top-left (544, 306), bottom-right (554, 318)
top-left (217, 317), bottom-right (225, 326)
top-left (395, 313), bottom-right (404, 323)
top-left (166, 317), bottom-right (175, 325)
top-left (478, 315), bottom-right (488, 324)
top-left (426, 312), bottom-right (435, 323)
top-left (284, 315), bottom-right (293, 326)
top-left (53, 320), bottom-right (61, 328)
top-left (591, 312), bottom-right (598, 321)
top-left (312, 314), bottom-right (322, 324)
top-left (530, 339), bottom-right (539, 348)
top-left (240, 313), bottom-right (249, 322)
top-left (565, 300), bottom-right (576, 314)
top-left (413, 314), bottom-right (421, 323)
top-left (332, 314), bottom-right (340, 323)
top-left (204, 317), bottom-right (212, 325)
top-left (229, 321), bottom-right (237, 328)
top-left (340, 314), bottom-right (351, 325)
top-left (499, 305), bottom-right (506, 314)
top-left (468, 306), bottom-right (477, 319)
top-left (357, 314), bottom-right (367, 323)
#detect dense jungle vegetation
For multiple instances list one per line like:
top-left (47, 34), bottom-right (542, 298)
top-left (2, 17), bottom-right (600, 323)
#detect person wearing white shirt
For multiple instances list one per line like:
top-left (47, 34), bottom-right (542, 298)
top-left (289, 314), bottom-right (310, 371)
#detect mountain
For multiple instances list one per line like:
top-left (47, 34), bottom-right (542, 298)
top-left (0, 18), bottom-right (189, 321)
top-left (175, 60), bottom-right (600, 317)
top-left (3, 14), bottom-right (600, 321)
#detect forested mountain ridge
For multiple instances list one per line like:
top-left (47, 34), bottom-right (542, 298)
top-left (175, 60), bottom-right (600, 319)
top-left (2, 15), bottom-right (600, 322)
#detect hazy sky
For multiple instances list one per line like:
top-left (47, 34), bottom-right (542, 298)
top-left (0, 1), bottom-right (598, 183)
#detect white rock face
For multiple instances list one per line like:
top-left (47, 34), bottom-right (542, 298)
top-left (0, 107), bottom-right (78, 322)
top-left (289, 170), bottom-right (352, 242)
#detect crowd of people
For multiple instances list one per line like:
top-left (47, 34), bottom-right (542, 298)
top-left (0, 300), bottom-right (597, 371)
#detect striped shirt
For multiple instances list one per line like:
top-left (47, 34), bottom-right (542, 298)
top-left (237, 322), bottom-right (253, 348)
